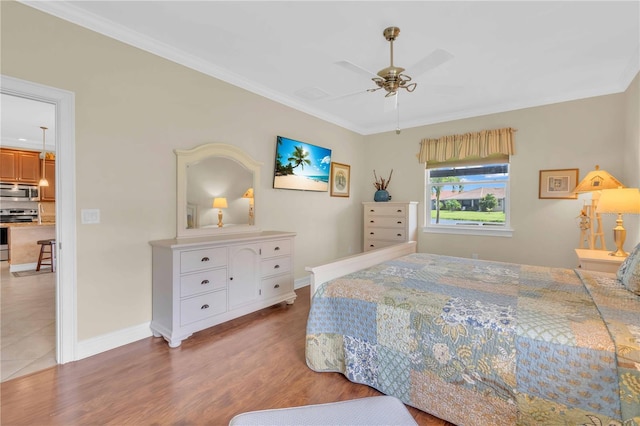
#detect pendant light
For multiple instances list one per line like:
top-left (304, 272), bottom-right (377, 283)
top-left (38, 126), bottom-right (49, 187)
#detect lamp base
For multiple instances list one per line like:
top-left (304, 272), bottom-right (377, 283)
top-left (609, 215), bottom-right (627, 257)
top-left (217, 210), bottom-right (223, 228)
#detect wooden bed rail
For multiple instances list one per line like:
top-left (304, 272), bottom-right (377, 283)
top-left (304, 241), bottom-right (417, 300)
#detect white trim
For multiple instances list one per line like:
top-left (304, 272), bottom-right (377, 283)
top-left (1, 75), bottom-right (78, 364)
top-left (8, 262), bottom-right (39, 273)
top-left (294, 276), bottom-right (309, 290)
top-left (77, 322), bottom-right (152, 360)
top-left (423, 225), bottom-right (514, 238)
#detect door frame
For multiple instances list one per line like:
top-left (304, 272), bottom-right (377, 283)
top-left (1, 75), bottom-right (77, 363)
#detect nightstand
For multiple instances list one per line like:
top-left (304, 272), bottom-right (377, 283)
top-left (574, 248), bottom-right (625, 273)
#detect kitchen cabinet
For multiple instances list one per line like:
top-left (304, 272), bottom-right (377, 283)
top-left (363, 201), bottom-right (418, 252)
top-left (40, 160), bottom-right (56, 201)
top-left (0, 149), bottom-right (40, 184)
top-left (149, 231), bottom-right (296, 347)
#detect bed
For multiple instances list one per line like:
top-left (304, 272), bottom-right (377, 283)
top-left (305, 242), bottom-right (640, 426)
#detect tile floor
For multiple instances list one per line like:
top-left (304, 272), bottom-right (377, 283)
top-left (1, 261), bottom-right (57, 382)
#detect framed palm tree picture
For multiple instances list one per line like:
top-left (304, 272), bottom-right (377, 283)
top-left (330, 162), bottom-right (350, 197)
top-left (273, 136), bottom-right (332, 192)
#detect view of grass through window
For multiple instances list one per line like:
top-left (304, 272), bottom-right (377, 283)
top-left (427, 163), bottom-right (509, 227)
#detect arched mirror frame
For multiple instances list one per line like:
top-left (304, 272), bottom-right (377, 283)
top-left (176, 143), bottom-right (262, 239)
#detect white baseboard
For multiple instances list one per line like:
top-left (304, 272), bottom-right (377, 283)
top-left (9, 262), bottom-right (38, 273)
top-left (294, 276), bottom-right (309, 290)
top-left (77, 322), bottom-right (152, 360)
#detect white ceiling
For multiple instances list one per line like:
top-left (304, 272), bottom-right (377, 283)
top-left (16, 1), bottom-right (640, 135)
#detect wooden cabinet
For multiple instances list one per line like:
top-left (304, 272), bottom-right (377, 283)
top-left (363, 202), bottom-right (418, 252)
top-left (149, 231), bottom-right (296, 347)
top-left (40, 160), bottom-right (56, 201)
top-left (0, 149), bottom-right (40, 184)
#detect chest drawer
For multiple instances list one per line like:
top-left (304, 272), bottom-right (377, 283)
top-left (365, 216), bottom-right (407, 228)
top-left (180, 290), bottom-right (227, 326)
top-left (261, 256), bottom-right (291, 277)
top-left (261, 275), bottom-right (293, 300)
top-left (181, 247), bottom-right (227, 273)
top-left (262, 239), bottom-right (291, 258)
top-left (364, 205), bottom-right (406, 216)
top-left (365, 227), bottom-right (407, 241)
top-left (180, 268), bottom-right (227, 298)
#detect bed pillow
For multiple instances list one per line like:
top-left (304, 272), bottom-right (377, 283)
top-left (617, 243), bottom-right (640, 295)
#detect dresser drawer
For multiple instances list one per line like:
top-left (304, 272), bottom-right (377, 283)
top-left (180, 290), bottom-right (227, 326)
top-left (261, 275), bottom-right (293, 299)
top-left (365, 216), bottom-right (407, 227)
top-left (180, 247), bottom-right (227, 273)
top-left (180, 268), bottom-right (227, 298)
top-left (261, 256), bottom-right (291, 277)
top-left (364, 205), bottom-right (406, 216)
top-left (365, 227), bottom-right (407, 241)
top-left (262, 239), bottom-right (291, 258)
top-left (364, 239), bottom-right (400, 251)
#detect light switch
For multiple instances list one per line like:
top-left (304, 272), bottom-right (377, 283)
top-left (81, 209), bottom-right (100, 224)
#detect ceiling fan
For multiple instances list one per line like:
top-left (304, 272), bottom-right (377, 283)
top-left (334, 26), bottom-right (454, 100)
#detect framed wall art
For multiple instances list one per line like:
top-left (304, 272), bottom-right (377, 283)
top-left (330, 162), bottom-right (350, 197)
top-left (539, 168), bottom-right (579, 199)
top-left (273, 135), bottom-right (331, 192)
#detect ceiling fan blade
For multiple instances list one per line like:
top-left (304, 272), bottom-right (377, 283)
top-left (324, 88), bottom-right (370, 102)
top-left (335, 60), bottom-right (379, 78)
top-left (410, 48), bottom-right (454, 76)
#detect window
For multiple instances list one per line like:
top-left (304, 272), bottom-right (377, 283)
top-left (425, 163), bottom-right (512, 236)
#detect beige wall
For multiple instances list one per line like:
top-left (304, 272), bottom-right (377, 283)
top-left (1, 3), bottom-right (365, 340)
top-left (363, 90), bottom-right (634, 267)
top-left (622, 73), bottom-right (640, 246)
top-left (2, 2), bottom-right (637, 343)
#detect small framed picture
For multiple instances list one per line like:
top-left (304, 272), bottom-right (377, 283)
top-left (330, 162), bottom-right (350, 197)
top-left (539, 168), bottom-right (579, 199)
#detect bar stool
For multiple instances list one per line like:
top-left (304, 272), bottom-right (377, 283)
top-left (36, 239), bottom-right (56, 272)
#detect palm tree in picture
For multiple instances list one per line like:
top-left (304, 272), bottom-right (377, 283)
top-left (431, 177), bottom-right (463, 224)
top-left (288, 145), bottom-right (311, 171)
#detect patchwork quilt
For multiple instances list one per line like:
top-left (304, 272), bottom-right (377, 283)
top-left (305, 253), bottom-right (640, 426)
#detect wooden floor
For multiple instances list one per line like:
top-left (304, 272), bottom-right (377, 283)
top-left (1, 286), bottom-right (453, 425)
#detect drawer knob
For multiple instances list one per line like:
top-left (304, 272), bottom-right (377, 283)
top-left (201, 279), bottom-right (209, 285)
top-left (397, 233), bottom-right (402, 237)
top-left (370, 232), bottom-right (374, 235)
top-left (274, 246), bottom-right (280, 251)
top-left (369, 209), bottom-right (375, 212)
top-left (397, 221), bottom-right (403, 224)
top-left (274, 284), bottom-right (280, 289)
top-left (201, 257), bottom-right (210, 262)
top-left (370, 220), bottom-right (375, 223)
top-left (229, 277), bottom-right (233, 281)
top-left (369, 244), bottom-right (375, 247)
top-left (201, 304), bottom-right (210, 310)
top-left (274, 264), bottom-right (280, 269)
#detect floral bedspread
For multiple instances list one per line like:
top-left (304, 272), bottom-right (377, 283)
top-left (305, 253), bottom-right (640, 426)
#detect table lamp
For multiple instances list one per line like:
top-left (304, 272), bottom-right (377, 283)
top-left (595, 187), bottom-right (640, 257)
top-left (573, 165), bottom-right (625, 250)
top-left (213, 197), bottom-right (228, 227)
top-left (242, 188), bottom-right (254, 225)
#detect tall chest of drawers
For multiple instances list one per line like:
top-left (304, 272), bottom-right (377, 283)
top-left (363, 202), bottom-right (418, 252)
top-left (149, 231), bottom-right (296, 347)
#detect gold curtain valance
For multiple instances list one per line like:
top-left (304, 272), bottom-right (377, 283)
top-left (417, 127), bottom-right (516, 168)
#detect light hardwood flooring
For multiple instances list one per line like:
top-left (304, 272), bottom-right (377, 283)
top-left (1, 261), bottom-right (57, 382)
top-left (1, 284), bottom-right (453, 425)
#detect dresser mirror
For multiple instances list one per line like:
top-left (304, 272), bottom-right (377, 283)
top-left (176, 143), bottom-right (262, 238)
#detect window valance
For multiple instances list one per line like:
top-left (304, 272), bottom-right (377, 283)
top-left (418, 127), bottom-right (516, 168)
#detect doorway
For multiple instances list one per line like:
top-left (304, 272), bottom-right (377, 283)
top-left (1, 75), bottom-right (77, 365)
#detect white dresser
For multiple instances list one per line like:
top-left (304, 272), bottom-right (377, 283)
top-left (149, 231), bottom-right (296, 347)
top-left (363, 202), bottom-right (418, 252)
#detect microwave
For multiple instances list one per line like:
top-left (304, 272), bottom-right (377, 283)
top-left (0, 183), bottom-right (40, 201)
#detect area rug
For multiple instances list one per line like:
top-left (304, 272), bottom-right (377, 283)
top-left (12, 270), bottom-right (53, 277)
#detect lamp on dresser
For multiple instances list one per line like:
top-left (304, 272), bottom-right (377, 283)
top-left (213, 197), bottom-right (228, 227)
top-left (573, 165), bottom-right (624, 250)
top-left (595, 187), bottom-right (640, 257)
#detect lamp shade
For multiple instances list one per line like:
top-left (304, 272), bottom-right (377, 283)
top-left (242, 188), bottom-right (254, 199)
top-left (574, 165), bottom-right (624, 193)
top-left (595, 188), bottom-right (640, 214)
top-left (213, 197), bottom-right (228, 209)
